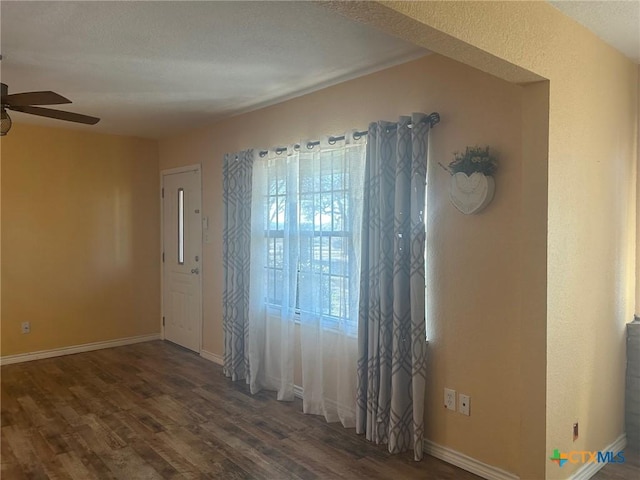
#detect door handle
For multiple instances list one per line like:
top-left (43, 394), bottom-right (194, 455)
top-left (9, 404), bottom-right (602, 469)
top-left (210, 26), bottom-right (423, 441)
top-left (190, 268), bottom-right (200, 274)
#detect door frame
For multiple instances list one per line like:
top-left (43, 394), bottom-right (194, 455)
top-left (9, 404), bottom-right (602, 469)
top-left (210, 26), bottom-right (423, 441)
top-left (160, 164), bottom-right (203, 352)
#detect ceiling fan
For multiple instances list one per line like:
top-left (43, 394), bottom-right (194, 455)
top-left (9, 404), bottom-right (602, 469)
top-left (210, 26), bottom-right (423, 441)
top-left (1, 82), bottom-right (100, 136)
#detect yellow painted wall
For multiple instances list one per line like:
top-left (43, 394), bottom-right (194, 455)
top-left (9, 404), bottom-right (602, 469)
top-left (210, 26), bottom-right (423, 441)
top-left (159, 53), bottom-right (526, 474)
top-left (320, 1), bottom-right (637, 478)
top-left (1, 123), bottom-right (160, 356)
top-left (0, 3), bottom-right (634, 479)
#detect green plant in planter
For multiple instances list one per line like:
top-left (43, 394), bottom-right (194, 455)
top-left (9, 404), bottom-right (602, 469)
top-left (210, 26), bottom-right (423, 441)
top-left (447, 146), bottom-right (497, 176)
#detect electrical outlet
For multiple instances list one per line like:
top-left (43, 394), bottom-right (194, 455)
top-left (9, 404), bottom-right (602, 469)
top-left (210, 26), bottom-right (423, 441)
top-left (21, 321), bottom-right (30, 334)
top-left (459, 393), bottom-right (470, 416)
top-left (444, 388), bottom-right (456, 411)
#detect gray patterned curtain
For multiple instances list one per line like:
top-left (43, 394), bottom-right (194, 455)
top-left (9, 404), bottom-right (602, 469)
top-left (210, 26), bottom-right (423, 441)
top-left (223, 149), bottom-right (255, 382)
top-left (356, 114), bottom-right (429, 461)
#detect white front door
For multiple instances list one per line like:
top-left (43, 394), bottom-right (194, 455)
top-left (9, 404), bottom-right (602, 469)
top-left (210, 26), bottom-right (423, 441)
top-left (162, 167), bottom-right (202, 352)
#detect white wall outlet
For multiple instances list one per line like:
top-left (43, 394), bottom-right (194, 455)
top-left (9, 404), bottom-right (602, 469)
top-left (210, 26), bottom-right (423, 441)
top-left (444, 388), bottom-right (456, 411)
top-left (459, 393), bottom-right (470, 416)
top-left (21, 321), bottom-right (31, 334)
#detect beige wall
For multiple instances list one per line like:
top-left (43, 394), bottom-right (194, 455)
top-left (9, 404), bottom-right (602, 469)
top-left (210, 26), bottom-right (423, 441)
top-left (322, 1), bottom-right (638, 478)
top-left (0, 2), bottom-right (635, 478)
top-left (519, 79), bottom-right (550, 478)
top-left (160, 53), bottom-right (526, 474)
top-left (1, 123), bottom-right (160, 356)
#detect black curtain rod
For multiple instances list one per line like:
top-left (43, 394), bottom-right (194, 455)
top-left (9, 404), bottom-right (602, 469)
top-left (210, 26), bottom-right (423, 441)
top-left (258, 112), bottom-right (440, 158)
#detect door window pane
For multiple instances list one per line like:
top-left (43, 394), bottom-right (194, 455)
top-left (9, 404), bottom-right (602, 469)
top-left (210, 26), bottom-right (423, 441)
top-left (178, 188), bottom-right (184, 264)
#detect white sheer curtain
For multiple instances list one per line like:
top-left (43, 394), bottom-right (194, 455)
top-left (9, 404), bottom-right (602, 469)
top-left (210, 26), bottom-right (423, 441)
top-left (248, 134), bottom-right (366, 423)
top-left (298, 135), bottom-right (365, 427)
top-left (249, 147), bottom-right (297, 401)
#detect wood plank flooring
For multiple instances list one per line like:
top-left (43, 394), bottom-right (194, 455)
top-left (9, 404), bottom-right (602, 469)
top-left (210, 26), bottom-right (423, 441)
top-left (592, 448), bottom-right (639, 480)
top-left (1, 340), bottom-right (638, 479)
top-left (1, 341), bottom-right (481, 479)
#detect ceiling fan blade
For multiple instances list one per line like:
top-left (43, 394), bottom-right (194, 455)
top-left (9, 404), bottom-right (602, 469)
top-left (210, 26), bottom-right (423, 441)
top-left (10, 105), bottom-right (100, 125)
top-left (3, 91), bottom-right (71, 107)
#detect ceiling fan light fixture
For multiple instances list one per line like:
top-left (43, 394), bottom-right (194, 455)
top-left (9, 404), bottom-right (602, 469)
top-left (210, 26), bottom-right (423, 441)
top-left (1, 108), bottom-right (12, 136)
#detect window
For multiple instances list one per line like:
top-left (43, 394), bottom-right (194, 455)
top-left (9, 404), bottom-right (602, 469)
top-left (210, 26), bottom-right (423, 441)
top-left (264, 159), bottom-right (287, 306)
top-left (297, 149), bottom-right (352, 327)
top-left (257, 139), bottom-right (365, 334)
top-left (424, 180), bottom-right (429, 340)
top-left (178, 188), bottom-right (185, 264)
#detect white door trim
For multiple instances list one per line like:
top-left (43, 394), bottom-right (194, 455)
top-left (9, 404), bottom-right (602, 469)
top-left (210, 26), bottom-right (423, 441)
top-left (160, 164), bottom-right (203, 352)
top-left (162, 164), bottom-right (201, 176)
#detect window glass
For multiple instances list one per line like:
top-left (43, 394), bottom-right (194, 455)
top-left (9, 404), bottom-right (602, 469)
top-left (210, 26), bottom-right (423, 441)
top-left (261, 141), bottom-right (364, 335)
top-left (178, 188), bottom-right (184, 264)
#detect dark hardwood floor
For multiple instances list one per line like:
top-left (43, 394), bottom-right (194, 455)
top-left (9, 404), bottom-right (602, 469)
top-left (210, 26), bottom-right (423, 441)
top-left (1, 340), bottom-right (481, 479)
top-left (1, 340), bottom-right (638, 479)
top-left (592, 448), bottom-right (639, 480)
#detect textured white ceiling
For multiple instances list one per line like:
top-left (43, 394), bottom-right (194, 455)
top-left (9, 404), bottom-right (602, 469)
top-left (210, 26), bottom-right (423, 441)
top-left (2, 2), bottom-right (637, 140)
top-left (0, 1), bottom-right (427, 139)
top-left (549, 0), bottom-right (640, 63)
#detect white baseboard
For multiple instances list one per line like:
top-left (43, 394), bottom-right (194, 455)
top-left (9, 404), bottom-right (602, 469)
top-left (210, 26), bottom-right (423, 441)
top-left (182, 359), bottom-right (514, 480)
top-left (292, 384), bottom-right (514, 480)
top-left (0, 333), bottom-right (161, 366)
top-left (255, 380), bottom-right (514, 480)
top-left (424, 440), bottom-right (519, 480)
top-left (568, 433), bottom-right (627, 480)
top-left (200, 349), bottom-right (224, 365)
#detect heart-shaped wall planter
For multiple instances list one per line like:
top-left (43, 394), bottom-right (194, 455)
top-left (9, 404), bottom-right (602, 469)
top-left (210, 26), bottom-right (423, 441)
top-left (449, 172), bottom-right (495, 214)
